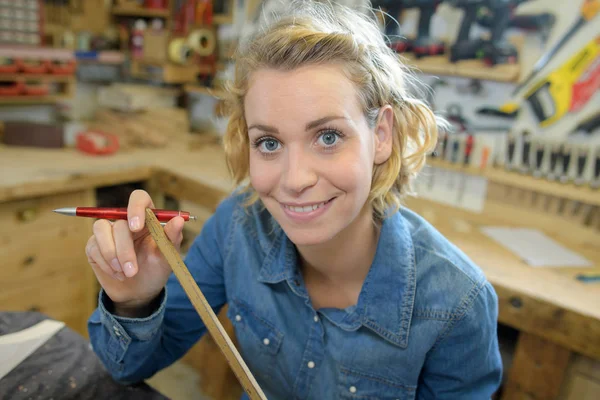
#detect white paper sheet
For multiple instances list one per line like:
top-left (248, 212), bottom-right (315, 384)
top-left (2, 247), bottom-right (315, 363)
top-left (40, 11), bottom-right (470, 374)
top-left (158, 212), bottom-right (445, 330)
top-left (481, 227), bottom-right (593, 267)
top-left (0, 320), bottom-right (65, 381)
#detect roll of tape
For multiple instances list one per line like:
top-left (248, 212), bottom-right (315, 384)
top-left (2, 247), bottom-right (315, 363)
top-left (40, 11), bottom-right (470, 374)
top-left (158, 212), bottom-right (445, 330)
top-left (168, 38), bottom-right (192, 65)
top-left (187, 28), bottom-right (216, 57)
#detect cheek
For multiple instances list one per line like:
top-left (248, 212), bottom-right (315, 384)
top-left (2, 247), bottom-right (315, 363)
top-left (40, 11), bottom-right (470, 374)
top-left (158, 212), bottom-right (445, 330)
top-left (249, 156), bottom-right (278, 194)
top-left (329, 150), bottom-right (374, 194)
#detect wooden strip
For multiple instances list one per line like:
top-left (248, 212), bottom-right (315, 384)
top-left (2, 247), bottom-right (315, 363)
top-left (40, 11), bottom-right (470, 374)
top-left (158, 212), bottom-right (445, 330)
top-left (144, 209), bottom-right (267, 400)
top-left (501, 332), bottom-right (572, 400)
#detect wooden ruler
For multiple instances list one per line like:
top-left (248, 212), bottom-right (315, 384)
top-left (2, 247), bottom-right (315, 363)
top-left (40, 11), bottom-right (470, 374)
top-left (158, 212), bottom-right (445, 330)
top-left (144, 208), bottom-right (267, 400)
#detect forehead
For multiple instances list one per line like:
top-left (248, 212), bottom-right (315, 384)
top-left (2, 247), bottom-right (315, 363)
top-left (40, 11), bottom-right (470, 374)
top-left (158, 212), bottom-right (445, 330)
top-left (244, 64), bottom-right (363, 123)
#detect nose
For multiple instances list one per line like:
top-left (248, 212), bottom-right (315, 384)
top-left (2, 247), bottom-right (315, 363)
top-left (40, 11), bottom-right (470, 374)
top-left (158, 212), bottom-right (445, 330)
top-left (282, 145), bottom-right (318, 195)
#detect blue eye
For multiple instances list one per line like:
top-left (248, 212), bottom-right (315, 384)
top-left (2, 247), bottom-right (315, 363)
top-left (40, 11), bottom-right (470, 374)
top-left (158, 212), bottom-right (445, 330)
top-left (318, 131), bottom-right (340, 146)
top-left (257, 138), bottom-right (281, 152)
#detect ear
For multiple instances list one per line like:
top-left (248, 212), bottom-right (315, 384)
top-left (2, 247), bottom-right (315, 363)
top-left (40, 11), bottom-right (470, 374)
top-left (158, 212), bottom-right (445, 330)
top-left (373, 105), bottom-right (394, 165)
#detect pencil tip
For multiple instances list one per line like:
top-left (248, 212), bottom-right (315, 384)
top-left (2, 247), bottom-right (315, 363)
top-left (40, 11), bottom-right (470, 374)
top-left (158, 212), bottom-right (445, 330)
top-left (189, 215), bottom-right (197, 221)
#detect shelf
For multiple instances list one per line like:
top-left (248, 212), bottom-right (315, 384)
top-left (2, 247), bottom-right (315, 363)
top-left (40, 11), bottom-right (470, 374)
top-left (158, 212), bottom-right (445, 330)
top-left (213, 14), bottom-right (233, 24)
top-left (0, 95), bottom-right (68, 105)
top-left (0, 74), bottom-right (75, 82)
top-left (112, 7), bottom-right (170, 18)
top-left (184, 84), bottom-right (227, 98)
top-left (427, 159), bottom-right (600, 207)
top-left (404, 54), bottom-right (520, 83)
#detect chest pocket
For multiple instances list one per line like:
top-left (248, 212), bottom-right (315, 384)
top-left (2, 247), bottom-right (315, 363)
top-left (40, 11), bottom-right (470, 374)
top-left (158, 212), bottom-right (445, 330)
top-left (339, 366), bottom-right (416, 400)
top-left (227, 298), bottom-right (284, 383)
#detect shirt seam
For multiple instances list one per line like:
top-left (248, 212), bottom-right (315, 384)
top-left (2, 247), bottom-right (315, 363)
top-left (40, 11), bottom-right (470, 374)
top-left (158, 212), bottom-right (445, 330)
top-left (429, 280), bottom-right (486, 351)
top-left (413, 244), bottom-right (480, 286)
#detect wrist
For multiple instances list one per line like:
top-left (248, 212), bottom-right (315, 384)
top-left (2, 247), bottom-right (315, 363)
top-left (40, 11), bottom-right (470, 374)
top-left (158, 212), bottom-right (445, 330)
top-left (109, 290), bottom-right (164, 319)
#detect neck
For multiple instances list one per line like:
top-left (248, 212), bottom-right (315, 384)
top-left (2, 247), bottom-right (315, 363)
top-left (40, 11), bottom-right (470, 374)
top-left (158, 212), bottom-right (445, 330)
top-left (297, 204), bottom-right (379, 286)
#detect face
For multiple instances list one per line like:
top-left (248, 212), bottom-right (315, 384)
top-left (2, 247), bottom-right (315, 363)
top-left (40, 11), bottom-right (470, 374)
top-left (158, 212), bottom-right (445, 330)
top-left (244, 64), bottom-right (392, 246)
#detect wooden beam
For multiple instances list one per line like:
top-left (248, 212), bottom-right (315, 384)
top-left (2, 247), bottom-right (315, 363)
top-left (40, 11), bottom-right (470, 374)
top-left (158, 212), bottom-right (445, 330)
top-left (501, 332), bottom-right (572, 400)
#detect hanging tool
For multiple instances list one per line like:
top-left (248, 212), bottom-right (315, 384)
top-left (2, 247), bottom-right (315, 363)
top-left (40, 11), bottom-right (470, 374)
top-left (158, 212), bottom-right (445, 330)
top-left (476, 11), bottom-right (556, 46)
top-left (592, 147), bottom-right (600, 189)
top-left (532, 139), bottom-right (545, 178)
top-left (547, 142), bottom-right (561, 181)
top-left (406, 0), bottom-right (446, 58)
top-left (574, 145), bottom-right (589, 185)
top-left (144, 209), bottom-right (267, 400)
top-left (520, 131), bottom-right (532, 173)
top-left (512, 0), bottom-right (600, 96)
top-left (479, 0), bottom-right (530, 66)
top-left (448, 0), bottom-right (486, 62)
top-left (559, 144), bottom-right (573, 183)
top-left (373, 0), bottom-right (411, 52)
top-left (568, 112), bottom-right (600, 185)
top-left (478, 36), bottom-right (600, 126)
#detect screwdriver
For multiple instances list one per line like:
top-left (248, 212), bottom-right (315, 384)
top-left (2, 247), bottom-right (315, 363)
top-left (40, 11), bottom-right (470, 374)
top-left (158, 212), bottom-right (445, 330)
top-left (592, 147), bottom-right (600, 189)
top-left (574, 145), bottom-right (589, 186)
top-left (547, 143), bottom-right (561, 181)
top-left (559, 144), bottom-right (572, 183)
top-left (533, 140), bottom-right (545, 178)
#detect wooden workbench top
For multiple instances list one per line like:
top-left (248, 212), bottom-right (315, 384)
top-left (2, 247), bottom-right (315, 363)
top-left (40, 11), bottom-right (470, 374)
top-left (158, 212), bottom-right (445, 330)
top-left (0, 139), bottom-right (232, 203)
top-left (1, 140), bottom-right (599, 359)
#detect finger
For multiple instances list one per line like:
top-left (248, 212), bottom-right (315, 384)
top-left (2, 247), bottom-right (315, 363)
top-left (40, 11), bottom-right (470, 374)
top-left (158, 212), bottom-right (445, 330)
top-left (113, 220), bottom-right (138, 278)
top-left (127, 190), bottom-right (155, 233)
top-left (93, 219), bottom-right (121, 273)
top-left (164, 216), bottom-right (185, 250)
top-left (86, 236), bottom-right (125, 282)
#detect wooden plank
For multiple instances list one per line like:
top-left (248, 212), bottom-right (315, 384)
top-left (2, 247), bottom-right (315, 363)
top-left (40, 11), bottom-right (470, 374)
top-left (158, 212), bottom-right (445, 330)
top-left (111, 6), bottom-right (170, 18)
top-left (144, 209), bottom-right (267, 400)
top-left (404, 54), bottom-right (520, 83)
top-left (501, 332), bottom-right (572, 400)
top-left (0, 74), bottom-right (75, 82)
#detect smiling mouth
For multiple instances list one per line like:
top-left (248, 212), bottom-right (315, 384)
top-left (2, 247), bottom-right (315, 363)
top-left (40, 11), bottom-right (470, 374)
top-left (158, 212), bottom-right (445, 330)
top-left (281, 197), bottom-right (336, 213)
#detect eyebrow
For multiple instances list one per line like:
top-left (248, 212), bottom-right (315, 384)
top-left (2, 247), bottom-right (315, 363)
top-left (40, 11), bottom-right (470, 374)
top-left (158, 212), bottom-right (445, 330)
top-left (247, 115), bottom-right (348, 134)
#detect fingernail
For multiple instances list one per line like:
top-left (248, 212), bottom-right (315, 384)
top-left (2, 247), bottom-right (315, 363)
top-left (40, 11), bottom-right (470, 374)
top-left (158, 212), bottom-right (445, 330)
top-left (129, 216), bottom-right (140, 231)
top-left (123, 262), bottom-right (135, 277)
top-left (114, 272), bottom-right (125, 282)
top-left (111, 258), bottom-right (122, 272)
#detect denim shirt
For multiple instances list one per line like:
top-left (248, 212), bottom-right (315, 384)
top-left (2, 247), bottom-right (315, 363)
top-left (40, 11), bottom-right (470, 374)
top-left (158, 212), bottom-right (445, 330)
top-left (88, 193), bottom-right (502, 399)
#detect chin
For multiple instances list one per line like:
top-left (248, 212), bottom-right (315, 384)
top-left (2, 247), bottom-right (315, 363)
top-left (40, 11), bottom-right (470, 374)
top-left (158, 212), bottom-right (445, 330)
top-left (281, 227), bottom-right (338, 247)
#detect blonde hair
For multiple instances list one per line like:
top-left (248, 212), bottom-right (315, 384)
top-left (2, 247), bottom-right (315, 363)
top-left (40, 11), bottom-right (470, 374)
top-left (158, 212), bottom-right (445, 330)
top-left (223, 0), bottom-right (439, 219)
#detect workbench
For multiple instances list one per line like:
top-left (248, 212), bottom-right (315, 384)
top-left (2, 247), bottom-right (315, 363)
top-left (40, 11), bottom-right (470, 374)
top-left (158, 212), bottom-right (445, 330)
top-left (1, 138), bottom-right (598, 400)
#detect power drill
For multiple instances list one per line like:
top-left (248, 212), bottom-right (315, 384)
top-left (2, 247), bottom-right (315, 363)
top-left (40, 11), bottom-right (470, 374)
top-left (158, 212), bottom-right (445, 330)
top-left (372, 0), bottom-right (412, 52)
top-left (448, 0), bottom-right (486, 62)
top-left (449, 0), bottom-right (530, 64)
top-left (478, 0), bottom-right (532, 65)
top-left (406, 0), bottom-right (446, 58)
top-left (373, 0), bottom-right (445, 56)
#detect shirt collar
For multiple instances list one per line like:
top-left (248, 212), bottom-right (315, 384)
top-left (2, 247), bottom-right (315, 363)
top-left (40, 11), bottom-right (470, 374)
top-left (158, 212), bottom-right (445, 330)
top-left (257, 211), bottom-right (416, 348)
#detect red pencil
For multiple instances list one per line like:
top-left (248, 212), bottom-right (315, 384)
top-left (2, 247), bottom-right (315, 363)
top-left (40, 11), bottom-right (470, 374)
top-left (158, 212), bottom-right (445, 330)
top-left (53, 207), bottom-right (197, 222)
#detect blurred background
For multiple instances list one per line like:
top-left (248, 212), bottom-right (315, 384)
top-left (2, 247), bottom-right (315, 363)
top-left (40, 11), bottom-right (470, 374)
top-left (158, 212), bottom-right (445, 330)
top-left (0, 1), bottom-right (598, 399)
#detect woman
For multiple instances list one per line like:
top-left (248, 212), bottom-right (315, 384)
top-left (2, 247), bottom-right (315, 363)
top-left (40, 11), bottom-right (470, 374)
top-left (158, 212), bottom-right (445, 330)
top-left (86, 1), bottom-right (502, 398)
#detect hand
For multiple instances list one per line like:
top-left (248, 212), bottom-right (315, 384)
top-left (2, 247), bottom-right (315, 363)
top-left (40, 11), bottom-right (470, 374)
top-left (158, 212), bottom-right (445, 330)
top-left (85, 190), bottom-right (184, 315)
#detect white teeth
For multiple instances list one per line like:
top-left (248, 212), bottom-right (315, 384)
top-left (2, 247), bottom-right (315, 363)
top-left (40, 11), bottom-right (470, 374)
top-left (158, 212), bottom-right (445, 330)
top-left (285, 201), bottom-right (326, 213)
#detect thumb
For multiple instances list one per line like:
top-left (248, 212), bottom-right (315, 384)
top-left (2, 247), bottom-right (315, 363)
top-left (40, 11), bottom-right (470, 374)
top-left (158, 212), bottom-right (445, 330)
top-left (164, 216), bottom-right (185, 250)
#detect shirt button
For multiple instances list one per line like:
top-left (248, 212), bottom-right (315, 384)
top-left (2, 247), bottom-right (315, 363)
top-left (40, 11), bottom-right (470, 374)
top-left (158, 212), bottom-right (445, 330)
top-left (313, 315), bottom-right (319, 322)
top-left (349, 386), bottom-right (357, 393)
top-left (307, 361), bottom-right (315, 369)
top-left (235, 315), bottom-right (242, 322)
top-left (113, 326), bottom-right (121, 337)
top-left (263, 338), bottom-right (270, 346)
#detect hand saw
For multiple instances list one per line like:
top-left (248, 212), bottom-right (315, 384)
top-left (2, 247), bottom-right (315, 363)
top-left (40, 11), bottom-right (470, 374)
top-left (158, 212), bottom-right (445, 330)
top-left (512, 0), bottom-right (600, 96)
top-left (144, 209), bottom-right (267, 400)
top-left (477, 36), bottom-right (600, 126)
